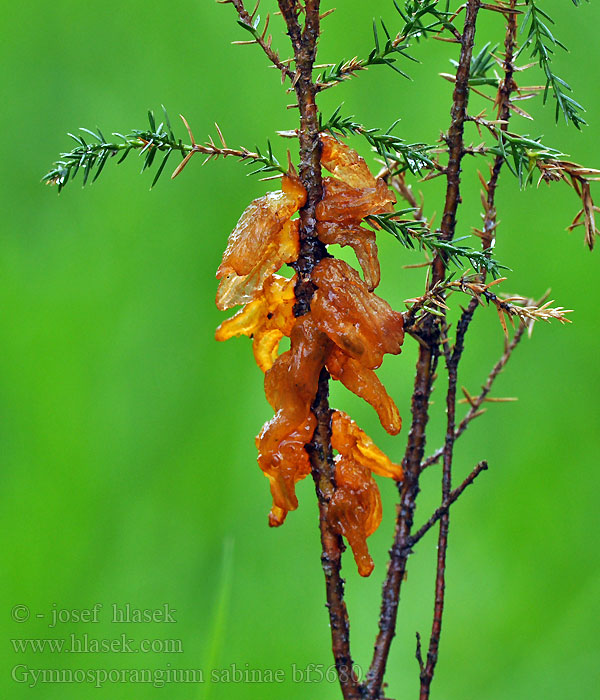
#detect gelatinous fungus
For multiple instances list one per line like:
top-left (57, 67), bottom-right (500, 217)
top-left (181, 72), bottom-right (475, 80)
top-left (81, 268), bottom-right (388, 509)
top-left (326, 346), bottom-right (401, 435)
top-left (320, 132), bottom-right (378, 188)
top-left (258, 313), bottom-right (332, 463)
top-left (217, 175), bottom-right (306, 278)
top-left (316, 132), bottom-right (395, 226)
top-left (215, 175), bottom-right (305, 310)
top-left (316, 177), bottom-right (394, 225)
top-left (312, 258), bottom-right (405, 370)
top-left (255, 414), bottom-right (317, 528)
top-left (330, 456), bottom-right (381, 577)
top-left (331, 410), bottom-right (403, 481)
top-left (215, 274), bottom-right (296, 372)
top-left (328, 411), bottom-right (402, 577)
top-left (215, 141), bottom-right (405, 575)
top-left (316, 221), bottom-right (380, 290)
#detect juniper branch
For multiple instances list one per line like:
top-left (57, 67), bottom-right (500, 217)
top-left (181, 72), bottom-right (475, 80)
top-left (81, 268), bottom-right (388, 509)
top-left (404, 276), bottom-right (572, 334)
top-left (43, 109), bottom-right (287, 192)
top-left (467, 120), bottom-right (600, 249)
top-left (320, 107), bottom-right (436, 175)
top-left (368, 212), bottom-right (507, 278)
top-left (41, 4), bottom-right (596, 699)
top-left (518, 0), bottom-right (586, 128)
top-left (277, 2), bottom-right (362, 698)
top-left (366, 4), bottom-right (482, 696)
top-left (316, 0), bottom-right (461, 89)
top-left (420, 320), bottom-right (528, 472)
top-left (220, 0), bottom-right (296, 82)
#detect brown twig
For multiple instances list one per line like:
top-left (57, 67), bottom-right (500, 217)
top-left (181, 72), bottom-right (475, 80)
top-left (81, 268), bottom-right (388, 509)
top-left (277, 2), bottom-right (362, 698)
top-left (364, 332), bottom-right (440, 699)
top-left (410, 460), bottom-right (489, 548)
top-left (437, 0), bottom-right (482, 262)
top-left (405, 276), bottom-right (572, 335)
top-left (279, 0), bottom-right (327, 317)
top-left (420, 320), bottom-right (527, 472)
top-left (366, 4), bottom-right (482, 697)
top-left (478, 0), bottom-right (518, 254)
top-left (169, 116), bottom-right (287, 179)
top-left (306, 368), bottom-right (360, 697)
top-left (220, 0), bottom-right (296, 82)
top-left (419, 299), bottom-right (478, 699)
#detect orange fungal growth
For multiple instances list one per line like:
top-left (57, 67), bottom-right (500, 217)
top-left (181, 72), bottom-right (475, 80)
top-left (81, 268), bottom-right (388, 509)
top-left (320, 132), bottom-right (378, 189)
top-left (311, 258), bottom-right (405, 369)
top-left (217, 175), bottom-right (305, 278)
top-left (215, 274), bottom-right (296, 372)
top-left (329, 457), bottom-right (382, 577)
top-left (331, 410), bottom-right (403, 481)
top-left (316, 133), bottom-right (394, 223)
top-left (258, 314), bottom-right (332, 467)
top-left (328, 410), bottom-right (402, 576)
top-left (316, 135), bottom-right (392, 291)
top-left (326, 346), bottom-right (401, 435)
top-left (316, 221), bottom-right (380, 290)
top-left (216, 219), bottom-right (299, 310)
top-left (214, 139), bottom-right (404, 553)
top-left (256, 414), bottom-right (317, 527)
top-left (215, 174), bottom-right (305, 310)
top-left (316, 177), bottom-right (394, 225)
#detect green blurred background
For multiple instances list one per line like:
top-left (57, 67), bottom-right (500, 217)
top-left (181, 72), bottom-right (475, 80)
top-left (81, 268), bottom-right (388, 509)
top-left (2, 1), bottom-right (599, 698)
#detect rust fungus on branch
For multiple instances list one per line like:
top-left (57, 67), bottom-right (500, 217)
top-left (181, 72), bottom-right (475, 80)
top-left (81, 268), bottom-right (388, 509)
top-left (215, 135), bottom-right (405, 575)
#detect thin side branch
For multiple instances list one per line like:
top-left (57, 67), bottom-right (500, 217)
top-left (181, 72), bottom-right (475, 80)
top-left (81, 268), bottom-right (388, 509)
top-left (171, 116), bottom-right (287, 179)
top-left (478, 0), bottom-right (518, 254)
top-left (220, 0), bottom-right (296, 82)
top-left (419, 298), bottom-right (478, 698)
top-left (421, 320), bottom-right (528, 472)
top-left (405, 276), bottom-right (572, 336)
top-left (410, 460), bottom-right (489, 547)
top-left (366, 4), bottom-right (482, 696)
top-left (42, 110), bottom-right (288, 191)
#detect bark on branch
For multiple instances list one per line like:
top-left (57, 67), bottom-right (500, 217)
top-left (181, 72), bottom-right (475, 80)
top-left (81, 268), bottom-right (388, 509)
top-left (277, 2), bottom-right (361, 697)
top-left (366, 4), bottom-right (482, 697)
top-left (419, 299), bottom-right (478, 698)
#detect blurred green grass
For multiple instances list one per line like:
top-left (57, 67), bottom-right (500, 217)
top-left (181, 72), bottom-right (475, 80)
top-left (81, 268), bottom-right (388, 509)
top-left (1, 1), bottom-right (599, 698)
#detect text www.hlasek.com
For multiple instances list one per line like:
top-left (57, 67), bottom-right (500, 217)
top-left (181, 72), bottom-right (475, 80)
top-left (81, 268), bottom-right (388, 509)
top-left (11, 634), bottom-right (182, 654)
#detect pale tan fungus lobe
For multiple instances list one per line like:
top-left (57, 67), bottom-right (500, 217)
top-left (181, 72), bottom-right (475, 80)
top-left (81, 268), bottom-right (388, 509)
top-left (215, 219), bottom-right (299, 310)
top-left (217, 175), bottom-right (306, 278)
top-left (320, 132), bottom-right (378, 189)
top-left (215, 175), bottom-right (305, 310)
top-left (215, 274), bottom-right (296, 372)
top-left (316, 134), bottom-right (394, 225)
